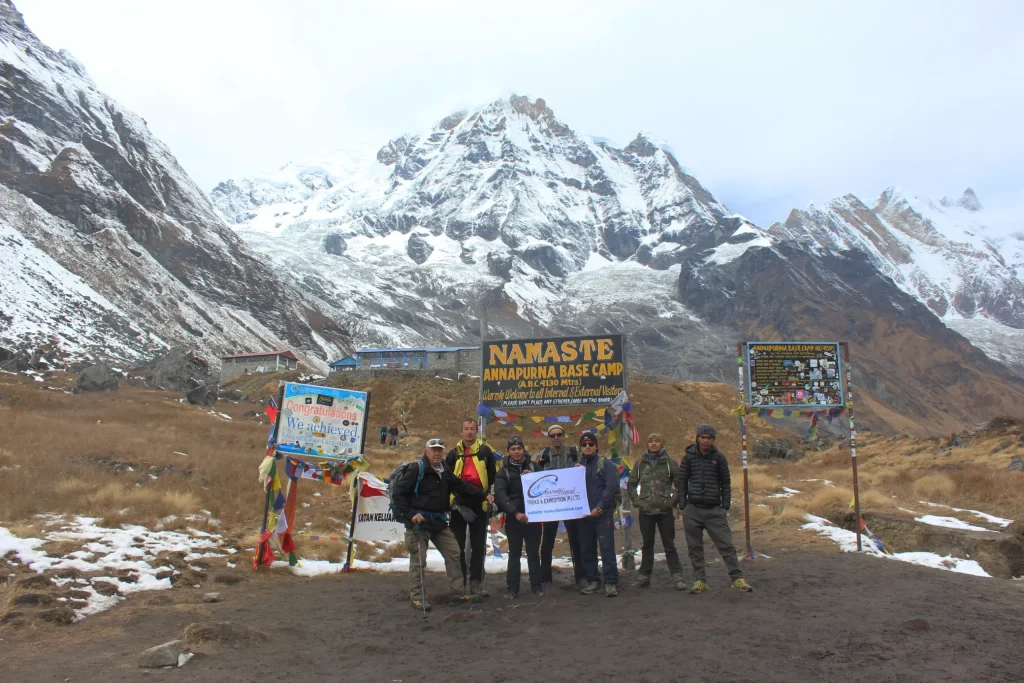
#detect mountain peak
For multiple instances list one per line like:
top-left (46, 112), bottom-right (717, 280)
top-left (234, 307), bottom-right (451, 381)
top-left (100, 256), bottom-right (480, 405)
top-left (624, 133), bottom-right (658, 157)
top-left (958, 187), bottom-right (982, 212)
top-left (508, 94), bottom-right (555, 121)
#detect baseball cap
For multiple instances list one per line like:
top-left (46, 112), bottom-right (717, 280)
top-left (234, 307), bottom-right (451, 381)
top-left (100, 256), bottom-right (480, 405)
top-left (579, 433), bottom-right (598, 446)
top-left (425, 438), bottom-right (445, 449)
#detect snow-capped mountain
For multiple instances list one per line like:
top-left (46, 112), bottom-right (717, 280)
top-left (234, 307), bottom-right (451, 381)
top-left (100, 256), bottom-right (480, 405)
top-left (0, 0), bottom-right (351, 368)
top-left (770, 188), bottom-right (1024, 373)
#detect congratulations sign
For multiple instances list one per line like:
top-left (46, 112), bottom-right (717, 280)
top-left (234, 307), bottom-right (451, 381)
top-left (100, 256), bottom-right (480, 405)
top-left (276, 383), bottom-right (368, 459)
top-left (745, 342), bottom-right (844, 409)
top-left (481, 334), bottom-right (625, 409)
top-left (520, 467), bottom-right (590, 523)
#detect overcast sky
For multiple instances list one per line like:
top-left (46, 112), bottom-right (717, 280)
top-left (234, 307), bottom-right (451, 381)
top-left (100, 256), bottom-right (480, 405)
top-left (15, 0), bottom-right (1024, 226)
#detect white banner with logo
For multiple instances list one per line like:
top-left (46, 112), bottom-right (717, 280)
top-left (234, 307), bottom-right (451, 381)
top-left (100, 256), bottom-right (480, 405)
top-left (521, 467), bottom-right (590, 523)
top-left (352, 473), bottom-right (405, 543)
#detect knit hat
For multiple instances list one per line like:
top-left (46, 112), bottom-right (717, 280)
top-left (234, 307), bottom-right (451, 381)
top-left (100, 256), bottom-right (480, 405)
top-left (647, 432), bottom-right (664, 443)
top-left (579, 432), bottom-right (598, 447)
top-left (507, 436), bottom-right (524, 448)
top-left (546, 424), bottom-right (566, 436)
top-left (696, 424), bottom-right (717, 439)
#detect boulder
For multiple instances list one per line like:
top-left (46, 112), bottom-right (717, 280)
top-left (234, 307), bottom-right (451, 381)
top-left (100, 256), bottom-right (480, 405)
top-left (152, 347), bottom-right (211, 392)
top-left (1008, 457), bottom-right (1024, 472)
top-left (186, 384), bottom-right (218, 407)
top-left (219, 388), bottom-right (245, 401)
top-left (75, 362), bottom-right (118, 393)
top-left (753, 439), bottom-right (800, 460)
top-left (139, 640), bottom-right (188, 668)
top-left (202, 592), bottom-right (223, 603)
top-left (183, 621), bottom-right (268, 648)
top-left (407, 232), bottom-right (434, 265)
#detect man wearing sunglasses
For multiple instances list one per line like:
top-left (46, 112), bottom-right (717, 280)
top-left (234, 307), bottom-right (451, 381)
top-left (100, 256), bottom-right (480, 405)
top-left (536, 424), bottom-right (583, 591)
top-left (576, 433), bottom-right (620, 597)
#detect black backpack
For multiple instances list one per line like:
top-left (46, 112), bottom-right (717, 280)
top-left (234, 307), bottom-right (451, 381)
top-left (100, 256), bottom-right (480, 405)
top-left (386, 460), bottom-right (425, 524)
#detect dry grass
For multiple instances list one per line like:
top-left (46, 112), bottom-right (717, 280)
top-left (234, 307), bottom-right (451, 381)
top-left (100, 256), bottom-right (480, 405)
top-left (912, 473), bottom-right (955, 499)
top-left (806, 487), bottom-right (855, 515)
top-left (745, 505), bottom-right (774, 526)
top-left (776, 506), bottom-right (811, 525)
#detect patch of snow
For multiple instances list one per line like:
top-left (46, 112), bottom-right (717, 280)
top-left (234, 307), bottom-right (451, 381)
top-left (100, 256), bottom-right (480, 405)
top-left (914, 515), bottom-right (996, 533)
top-left (920, 501), bottom-right (1013, 528)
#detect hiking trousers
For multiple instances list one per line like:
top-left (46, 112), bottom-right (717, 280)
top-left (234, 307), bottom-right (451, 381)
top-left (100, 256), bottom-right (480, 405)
top-left (449, 507), bottom-right (488, 585)
top-left (504, 516), bottom-right (541, 592)
top-left (579, 512), bottom-right (619, 585)
top-left (540, 518), bottom-right (583, 584)
top-left (683, 503), bottom-right (743, 582)
top-left (638, 511), bottom-right (684, 579)
top-left (405, 526), bottom-right (463, 601)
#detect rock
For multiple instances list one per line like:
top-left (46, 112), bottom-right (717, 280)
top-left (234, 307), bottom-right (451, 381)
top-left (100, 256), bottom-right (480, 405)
top-left (75, 362), bottom-right (118, 393)
top-left (220, 388), bottom-right (244, 401)
top-left (183, 621), bottom-right (269, 648)
top-left (202, 592), bottom-right (223, 603)
top-left (1008, 457), bottom-right (1023, 472)
top-left (322, 232), bottom-right (347, 256)
top-left (406, 232), bottom-right (434, 265)
top-left (753, 439), bottom-right (801, 460)
top-left (901, 618), bottom-right (931, 631)
top-left (139, 640), bottom-right (188, 668)
top-left (186, 383), bottom-right (219, 407)
top-left (152, 347), bottom-right (212, 392)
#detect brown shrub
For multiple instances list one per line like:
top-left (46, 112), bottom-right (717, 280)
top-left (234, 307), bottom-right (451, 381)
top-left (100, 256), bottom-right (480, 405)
top-left (806, 487), bottom-right (855, 514)
top-left (913, 474), bottom-right (955, 500)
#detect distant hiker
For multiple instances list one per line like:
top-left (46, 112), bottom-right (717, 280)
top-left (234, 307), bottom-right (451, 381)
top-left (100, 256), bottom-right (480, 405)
top-left (445, 419), bottom-right (497, 598)
top-left (536, 424), bottom-right (583, 591)
top-left (628, 433), bottom-right (685, 590)
top-left (494, 436), bottom-right (542, 598)
top-left (389, 424), bottom-right (399, 447)
top-left (677, 424), bottom-right (752, 593)
top-left (576, 433), bottom-right (619, 597)
top-left (379, 424), bottom-right (388, 446)
top-left (391, 438), bottom-right (485, 610)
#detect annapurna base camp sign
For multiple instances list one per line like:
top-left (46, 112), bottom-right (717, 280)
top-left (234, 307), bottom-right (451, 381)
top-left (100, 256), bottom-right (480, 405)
top-left (745, 342), bottom-right (844, 410)
top-left (481, 334), bottom-right (624, 409)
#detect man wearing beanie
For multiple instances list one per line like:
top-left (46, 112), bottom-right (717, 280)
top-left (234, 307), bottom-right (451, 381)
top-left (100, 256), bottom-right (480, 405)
top-left (627, 433), bottom-right (685, 590)
top-left (576, 432), bottom-right (620, 597)
top-left (493, 436), bottom-right (543, 597)
top-left (677, 424), bottom-right (753, 593)
top-left (536, 423), bottom-right (583, 590)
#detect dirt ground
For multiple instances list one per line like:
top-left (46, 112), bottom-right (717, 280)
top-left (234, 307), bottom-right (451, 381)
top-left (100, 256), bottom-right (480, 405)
top-left (3, 547), bottom-right (1023, 683)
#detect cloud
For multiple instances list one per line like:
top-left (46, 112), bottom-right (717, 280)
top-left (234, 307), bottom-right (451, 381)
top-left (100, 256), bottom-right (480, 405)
top-left (14, 0), bottom-right (1024, 226)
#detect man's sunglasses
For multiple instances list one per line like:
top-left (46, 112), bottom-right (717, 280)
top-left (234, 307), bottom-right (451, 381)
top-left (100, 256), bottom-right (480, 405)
top-left (549, 432), bottom-right (564, 438)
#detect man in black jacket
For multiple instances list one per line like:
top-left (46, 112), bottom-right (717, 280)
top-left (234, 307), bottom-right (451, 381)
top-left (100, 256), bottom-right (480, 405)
top-left (494, 436), bottom-right (542, 598)
top-left (392, 438), bottom-right (486, 610)
top-left (677, 424), bottom-right (753, 593)
top-left (445, 419), bottom-right (497, 598)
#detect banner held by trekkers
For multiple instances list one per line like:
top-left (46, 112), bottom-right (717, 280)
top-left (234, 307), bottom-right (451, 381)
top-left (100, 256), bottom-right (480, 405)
top-left (481, 334), bottom-right (625, 409)
top-left (520, 467), bottom-right (590, 523)
top-left (744, 342), bottom-right (844, 410)
top-left (352, 473), bottom-right (404, 543)
top-left (276, 383), bottom-right (369, 459)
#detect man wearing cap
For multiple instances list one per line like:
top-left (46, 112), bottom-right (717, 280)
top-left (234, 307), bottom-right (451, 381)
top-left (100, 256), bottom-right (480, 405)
top-left (628, 433), bottom-right (686, 590)
top-left (677, 424), bottom-right (753, 593)
top-left (445, 419), bottom-right (497, 598)
top-left (392, 438), bottom-right (486, 610)
top-left (577, 432), bottom-right (620, 597)
top-left (493, 436), bottom-right (542, 598)
top-left (536, 424), bottom-right (583, 591)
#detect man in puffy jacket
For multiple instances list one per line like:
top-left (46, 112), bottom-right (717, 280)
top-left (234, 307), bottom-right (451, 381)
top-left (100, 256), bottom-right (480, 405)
top-left (392, 438), bottom-right (487, 610)
top-left (536, 424), bottom-right (583, 591)
top-left (677, 424), bottom-right (752, 593)
top-left (577, 433), bottom-right (620, 597)
top-left (627, 433), bottom-right (685, 590)
top-left (494, 436), bottom-right (542, 598)
top-left (445, 419), bottom-right (497, 597)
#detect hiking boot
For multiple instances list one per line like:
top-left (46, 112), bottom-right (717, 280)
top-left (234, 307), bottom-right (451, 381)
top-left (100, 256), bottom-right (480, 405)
top-left (634, 574), bottom-right (651, 588)
top-left (470, 580), bottom-right (490, 598)
top-left (579, 580), bottom-right (599, 595)
top-left (540, 581), bottom-right (551, 593)
top-left (503, 589), bottom-right (518, 599)
top-left (689, 579), bottom-right (708, 594)
top-left (411, 599), bottom-right (432, 611)
top-left (532, 585), bottom-right (545, 596)
top-left (604, 583), bottom-right (618, 597)
top-left (731, 578), bottom-right (753, 592)
top-left (447, 592), bottom-right (481, 606)
top-left (673, 576), bottom-right (687, 591)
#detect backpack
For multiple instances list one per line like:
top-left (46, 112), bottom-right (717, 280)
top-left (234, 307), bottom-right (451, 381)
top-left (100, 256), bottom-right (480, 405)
top-left (386, 460), bottom-right (425, 524)
top-left (595, 455), bottom-right (623, 509)
top-left (538, 446), bottom-right (579, 468)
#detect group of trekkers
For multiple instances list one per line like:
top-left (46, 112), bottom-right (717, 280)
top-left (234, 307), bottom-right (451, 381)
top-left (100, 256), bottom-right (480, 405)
top-left (390, 419), bottom-right (752, 611)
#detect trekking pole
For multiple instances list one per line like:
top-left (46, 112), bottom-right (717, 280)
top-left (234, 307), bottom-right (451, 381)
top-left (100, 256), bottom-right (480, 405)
top-left (415, 523), bottom-right (427, 618)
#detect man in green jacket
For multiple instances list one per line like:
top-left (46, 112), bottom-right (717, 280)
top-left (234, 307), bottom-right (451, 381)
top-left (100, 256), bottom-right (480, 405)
top-left (627, 433), bottom-right (685, 590)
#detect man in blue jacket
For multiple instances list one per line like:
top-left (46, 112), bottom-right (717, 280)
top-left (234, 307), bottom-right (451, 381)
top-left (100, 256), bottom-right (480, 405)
top-left (576, 432), bottom-right (619, 597)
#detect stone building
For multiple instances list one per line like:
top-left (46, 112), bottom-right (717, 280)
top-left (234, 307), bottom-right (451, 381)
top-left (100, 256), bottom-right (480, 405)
top-left (220, 350), bottom-right (299, 382)
top-left (329, 347), bottom-right (481, 378)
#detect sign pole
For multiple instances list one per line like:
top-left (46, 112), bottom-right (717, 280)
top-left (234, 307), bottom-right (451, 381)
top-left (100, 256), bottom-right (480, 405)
top-left (736, 342), bottom-right (753, 559)
top-left (478, 309), bottom-right (487, 439)
top-left (342, 479), bottom-right (361, 571)
top-left (841, 342), bottom-right (862, 552)
top-left (256, 384), bottom-right (286, 569)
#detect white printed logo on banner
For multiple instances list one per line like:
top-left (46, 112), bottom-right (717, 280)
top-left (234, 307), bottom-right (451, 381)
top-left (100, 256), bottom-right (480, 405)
top-left (521, 467), bottom-right (589, 523)
top-left (352, 473), bottom-right (404, 543)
